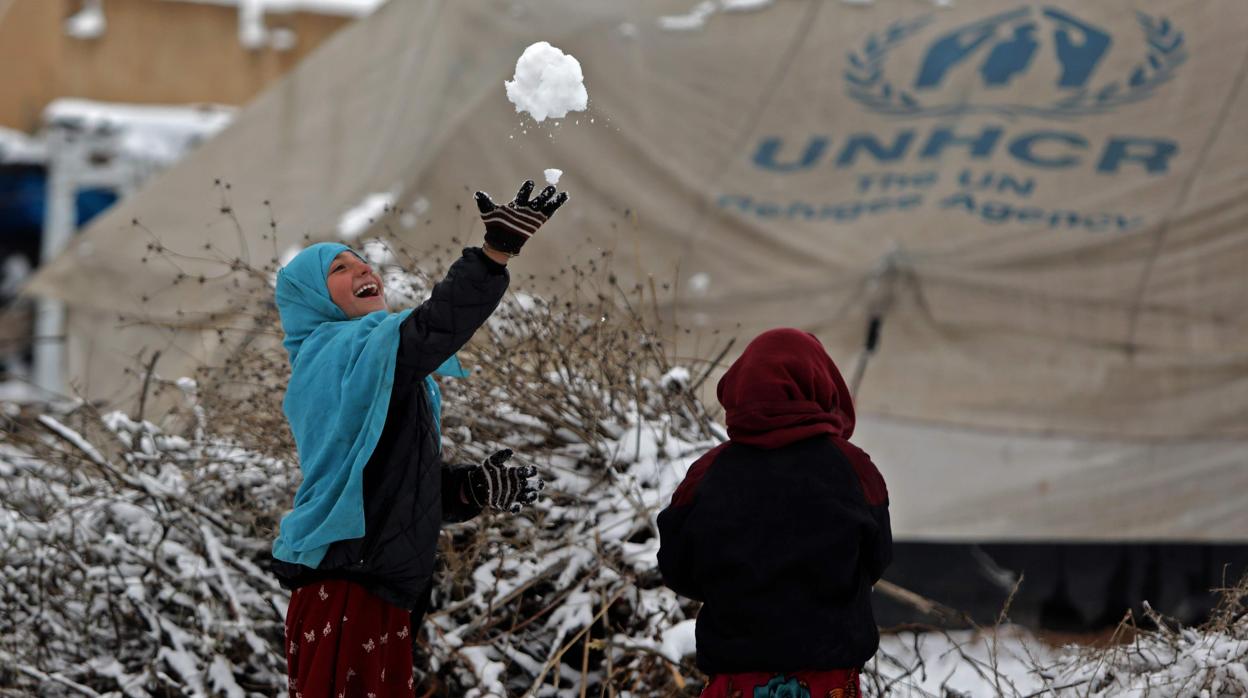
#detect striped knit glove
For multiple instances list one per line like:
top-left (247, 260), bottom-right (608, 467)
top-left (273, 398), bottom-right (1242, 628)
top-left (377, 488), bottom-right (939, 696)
top-left (475, 180), bottom-right (569, 256)
top-left (466, 449), bottom-right (545, 513)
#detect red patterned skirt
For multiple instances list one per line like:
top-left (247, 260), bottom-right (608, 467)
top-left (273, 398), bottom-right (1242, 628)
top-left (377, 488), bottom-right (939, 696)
top-left (284, 579), bottom-right (416, 698)
top-left (702, 669), bottom-right (860, 698)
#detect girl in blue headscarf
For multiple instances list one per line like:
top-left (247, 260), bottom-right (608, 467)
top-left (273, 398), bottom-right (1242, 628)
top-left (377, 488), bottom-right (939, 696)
top-left (273, 180), bottom-right (567, 697)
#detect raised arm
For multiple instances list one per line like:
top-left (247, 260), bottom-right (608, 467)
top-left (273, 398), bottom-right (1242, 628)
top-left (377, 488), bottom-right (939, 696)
top-left (397, 179), bottom-right (569, 378)
top-left (395, 247), bottom-right (509, 378)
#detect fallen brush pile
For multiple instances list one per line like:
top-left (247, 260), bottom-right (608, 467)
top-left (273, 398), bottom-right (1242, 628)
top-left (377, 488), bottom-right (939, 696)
top-left (1, 240), bottom-right (1245, 696)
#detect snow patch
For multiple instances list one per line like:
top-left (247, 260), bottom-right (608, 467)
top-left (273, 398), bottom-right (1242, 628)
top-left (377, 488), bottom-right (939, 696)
top-left (360, 239), bottom-right (394, 266)
top-left (207, 655), bottom-right (246, 697)
top-left (43, 99), bottom-right (234, 167)
top-left (505, 42), bottom-right (589, 123)
top-left (272, 244), bottom-right (304, 286)
top-left (460, 646), bottom-right (508, 698)
top-left (721, 0), bottom-right (775, 11)
top-left (278, 245), bottom-right (303, 268)
top-left (269, 26), bottom-right (298, 51)
top-left (64, 0), bottom-right (107, 40)
top-left (399, 197), bottom-right (428, 230)
top-left (659, 367), bottom-right (691, 392)
top-left (659, 1), bottom-right (717, 31)
top-left (659, 619), bottom-right (697, 662)
top-left (0, 127), bottom-right (46, 164)
top-left (238, 0), bottom-right (268, 48)
top-left (337, 191), bottom-right (396, 240)
top-left (161, 0), bottom-right (385, 16)
top-left (1, 255), bottom-right (31, 296)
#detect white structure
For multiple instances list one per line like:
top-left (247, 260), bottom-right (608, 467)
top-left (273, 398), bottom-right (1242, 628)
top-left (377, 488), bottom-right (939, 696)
top-left (29, 100), bottom-right (233, 396)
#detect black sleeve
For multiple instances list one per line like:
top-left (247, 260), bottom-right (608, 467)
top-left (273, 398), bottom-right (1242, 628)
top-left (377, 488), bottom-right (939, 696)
top-left (863, 502), bottom-right (893, 584)
top-left (656, 503), bottom-right (704, 602)
top-left (441, 463), bottom-right (485, 523)
top-left (396, 247), bottom-right (508, 379)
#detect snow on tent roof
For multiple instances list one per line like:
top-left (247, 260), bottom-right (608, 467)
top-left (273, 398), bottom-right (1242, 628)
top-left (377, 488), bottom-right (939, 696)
top-left (25, 0), bottom-right (1248, 542)
top-left (160, 0), bottom-right (386, 17)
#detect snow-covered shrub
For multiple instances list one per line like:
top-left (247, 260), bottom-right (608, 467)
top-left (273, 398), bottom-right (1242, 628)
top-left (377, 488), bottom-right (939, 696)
top-left (3, 221), bottom-right (1244, 695)
top-left (0, 403), bottom-right (294, 695)
top-left (0, 231), bottom-right (731, 696)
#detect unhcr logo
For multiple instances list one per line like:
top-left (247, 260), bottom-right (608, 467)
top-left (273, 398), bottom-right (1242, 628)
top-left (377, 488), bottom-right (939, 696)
top-left (845, 7), bottom-right (1186, 118)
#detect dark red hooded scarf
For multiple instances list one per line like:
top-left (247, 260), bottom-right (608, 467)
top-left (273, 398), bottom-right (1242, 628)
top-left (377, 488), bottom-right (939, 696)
top-left (669, 327), bottom-right (883, 509)
top-left (718, 328), bottom-right (855, 448)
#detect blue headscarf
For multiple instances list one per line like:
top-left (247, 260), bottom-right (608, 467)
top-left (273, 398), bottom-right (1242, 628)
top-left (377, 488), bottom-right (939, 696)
top-left (271, 242), bottom-right (466, 567)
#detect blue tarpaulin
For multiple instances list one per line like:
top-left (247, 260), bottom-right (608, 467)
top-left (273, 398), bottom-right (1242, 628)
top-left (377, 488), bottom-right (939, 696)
top-left (0, 165), bottom-right (117, 249)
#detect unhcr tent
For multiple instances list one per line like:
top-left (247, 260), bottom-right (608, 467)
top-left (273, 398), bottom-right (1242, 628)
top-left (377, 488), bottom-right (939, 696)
top-left (27, 0), bottom-right (1248, 624)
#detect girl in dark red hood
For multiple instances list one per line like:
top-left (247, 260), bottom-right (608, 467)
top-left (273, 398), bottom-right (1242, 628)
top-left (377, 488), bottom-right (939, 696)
top-left (657, 328), bottom-right (892, 697)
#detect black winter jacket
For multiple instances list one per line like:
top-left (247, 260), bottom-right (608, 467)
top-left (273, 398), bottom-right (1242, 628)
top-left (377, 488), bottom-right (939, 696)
top-left (656, 435), bottom-right (892, 675)
top-left (272, 247), bottom-right (508, 612)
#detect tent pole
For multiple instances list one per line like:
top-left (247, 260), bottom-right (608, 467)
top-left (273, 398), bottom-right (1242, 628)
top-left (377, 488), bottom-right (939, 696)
top-left (32, 129), bottom-right (77, 397)
top-left (849, 313), bottom-right (883, 396)
top-left (850, 248), bottom-right (903, 397)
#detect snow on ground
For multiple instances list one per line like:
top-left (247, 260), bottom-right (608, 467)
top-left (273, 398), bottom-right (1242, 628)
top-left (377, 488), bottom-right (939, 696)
top-left (505, 42), bottom-right (589, 123)
top-left (871, 623), bottom-right (1248, 695)
top-left (872, 628), bottom-right (1058, 695)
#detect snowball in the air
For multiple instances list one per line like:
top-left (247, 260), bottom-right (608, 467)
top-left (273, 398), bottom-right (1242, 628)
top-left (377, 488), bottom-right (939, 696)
top-left (544, 169), bottom-right (563, 185)
top-left (505, 42), bottom-right (589, 122)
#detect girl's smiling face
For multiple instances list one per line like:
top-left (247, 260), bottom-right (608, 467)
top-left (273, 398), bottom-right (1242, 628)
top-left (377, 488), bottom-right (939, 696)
top-left (326, 251), bottom-right (386, 318)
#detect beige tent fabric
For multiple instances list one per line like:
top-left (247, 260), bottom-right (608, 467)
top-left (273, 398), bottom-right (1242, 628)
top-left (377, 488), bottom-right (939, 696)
top-left (24, 0), bottom-right (1248, 537)
top-left (855, 415), bottom-right (1248, 541)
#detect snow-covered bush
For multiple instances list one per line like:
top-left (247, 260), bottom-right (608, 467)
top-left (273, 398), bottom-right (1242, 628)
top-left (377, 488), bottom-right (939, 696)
top-left (2, 225), bottom-right (1244, 696)
top-left (0, 233), bottom-right (730, 695)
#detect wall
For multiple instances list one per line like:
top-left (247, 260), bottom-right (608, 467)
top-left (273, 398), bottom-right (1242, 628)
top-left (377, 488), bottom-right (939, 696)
top-left (0, 0), bottom-right (350, 130)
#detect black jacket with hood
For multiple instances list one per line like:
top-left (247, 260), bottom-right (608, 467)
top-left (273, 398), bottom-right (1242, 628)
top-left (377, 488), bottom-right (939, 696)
top-left (656, 328), bottom-right (892, 675)
top-left (271, 247), bottom-right (508, 613)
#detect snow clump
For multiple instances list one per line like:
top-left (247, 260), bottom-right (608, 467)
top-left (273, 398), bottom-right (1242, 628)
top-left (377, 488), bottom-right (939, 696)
top-left (543, 168), bottom-right (563, 185)
top-left (660, 367), bottom-right (692, 392)
top-left (504, 42), bottom-right (589, 123)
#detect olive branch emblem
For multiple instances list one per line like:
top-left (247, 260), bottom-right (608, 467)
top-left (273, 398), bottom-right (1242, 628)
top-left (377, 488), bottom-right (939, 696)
top-left (844, 16), bottom-right (934, 115)
top-left (1051, 12), bottom-right (1186, 115)
top-left (845, 11), bottom-right (1186, 118)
